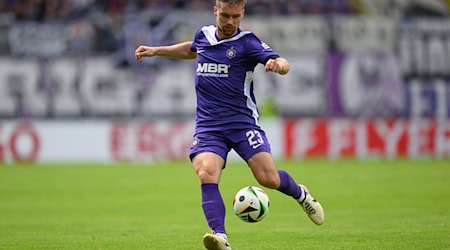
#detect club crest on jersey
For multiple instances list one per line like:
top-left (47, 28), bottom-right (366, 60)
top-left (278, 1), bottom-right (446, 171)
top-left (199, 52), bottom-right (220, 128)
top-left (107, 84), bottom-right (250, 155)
top-left (226, 47), bottom-right (236, 59)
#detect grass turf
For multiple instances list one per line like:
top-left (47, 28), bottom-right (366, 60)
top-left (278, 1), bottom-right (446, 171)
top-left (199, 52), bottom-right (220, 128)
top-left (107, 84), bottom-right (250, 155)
top-left (0, 159), bottom-right (449, 249)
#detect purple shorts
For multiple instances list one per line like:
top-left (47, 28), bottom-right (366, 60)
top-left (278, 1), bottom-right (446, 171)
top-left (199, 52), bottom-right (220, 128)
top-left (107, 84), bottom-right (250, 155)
top-left (189, 127), bottom-right (272, 165)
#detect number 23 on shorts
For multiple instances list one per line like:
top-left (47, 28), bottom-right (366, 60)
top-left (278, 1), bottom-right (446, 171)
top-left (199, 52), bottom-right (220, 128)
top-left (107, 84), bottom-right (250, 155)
top-left (246, 130), bottom-right (264, 149)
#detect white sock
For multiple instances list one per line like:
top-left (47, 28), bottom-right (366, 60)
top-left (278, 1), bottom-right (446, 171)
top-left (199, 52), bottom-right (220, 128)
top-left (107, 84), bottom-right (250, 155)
top-left (297, 187), bottom-right (307, 203)
top-left (215, 233), bottom-right (228, 241)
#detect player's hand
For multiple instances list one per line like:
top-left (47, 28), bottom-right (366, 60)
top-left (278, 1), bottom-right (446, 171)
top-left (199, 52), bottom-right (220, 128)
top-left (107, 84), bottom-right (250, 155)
top-left (265, 58), bottom-right (290, 75)
top-left (265, 58), bottom-right (280, 73)
top-left (135, 45), bottom-right (156, 62)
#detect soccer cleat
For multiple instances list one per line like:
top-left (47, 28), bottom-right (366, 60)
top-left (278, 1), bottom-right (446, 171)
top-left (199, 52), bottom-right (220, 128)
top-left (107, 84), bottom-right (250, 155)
top-left (298, 184), bottom-right (324, 225)
top-left (203, 233), bottom-right (231, 250)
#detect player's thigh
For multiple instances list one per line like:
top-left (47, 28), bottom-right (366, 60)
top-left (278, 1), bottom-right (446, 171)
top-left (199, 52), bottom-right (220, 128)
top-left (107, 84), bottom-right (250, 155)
top-left (192, 152), bottom-right (226, 184)
top-left (228, 128), bottom-right (279, 188)
top-left (189, 131), bottom-right (229, 163)
top-left (247, 151), bottom-right (280, 188)
top-left (189, 132), bottom-right (229, 184)
top-left (229, 127), bottom-right (272, 162)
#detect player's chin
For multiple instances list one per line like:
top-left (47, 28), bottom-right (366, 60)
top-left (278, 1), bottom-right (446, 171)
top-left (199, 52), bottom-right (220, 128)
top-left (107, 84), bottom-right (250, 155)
top-left (223, 27), bottom-right (236, 35)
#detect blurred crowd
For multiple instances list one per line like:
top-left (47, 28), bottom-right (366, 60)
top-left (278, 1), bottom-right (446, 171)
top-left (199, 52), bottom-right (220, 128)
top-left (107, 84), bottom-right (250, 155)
top-left (1, 0), bottom-right (448, 22)
top-left (0, 0), bottom-right (448, 120)
top-left (0, 0), bottom-right (355, 22)
top-left (0, 0), bottom-right (448, 57)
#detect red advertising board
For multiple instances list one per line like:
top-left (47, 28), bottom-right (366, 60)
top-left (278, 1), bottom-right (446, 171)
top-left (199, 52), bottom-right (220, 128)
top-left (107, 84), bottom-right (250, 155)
top-left (0, 123), bottom-right (40, 163)
top-left (110, 122), bottom-right (194, 162)
top-left (284, 119), bottom-right (450, 159)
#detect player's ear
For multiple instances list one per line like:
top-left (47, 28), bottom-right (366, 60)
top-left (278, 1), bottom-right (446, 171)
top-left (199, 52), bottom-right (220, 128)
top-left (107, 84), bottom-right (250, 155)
top-left (214, 6), bottom-right (218, 16)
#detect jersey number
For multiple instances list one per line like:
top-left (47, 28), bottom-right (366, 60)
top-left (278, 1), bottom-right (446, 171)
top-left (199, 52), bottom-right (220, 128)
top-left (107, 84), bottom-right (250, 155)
top-left (246, 130), bottom-right (264, 149)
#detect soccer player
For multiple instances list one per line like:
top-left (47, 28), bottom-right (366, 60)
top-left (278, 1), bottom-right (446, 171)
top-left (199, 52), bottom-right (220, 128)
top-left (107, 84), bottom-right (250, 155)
top-left (135, 0), bottom-right (324, 249)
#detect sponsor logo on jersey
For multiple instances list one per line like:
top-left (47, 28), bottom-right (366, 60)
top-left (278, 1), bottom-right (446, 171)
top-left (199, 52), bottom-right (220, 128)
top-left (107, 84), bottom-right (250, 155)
top-left (196, 63), bottom-right (230, 78)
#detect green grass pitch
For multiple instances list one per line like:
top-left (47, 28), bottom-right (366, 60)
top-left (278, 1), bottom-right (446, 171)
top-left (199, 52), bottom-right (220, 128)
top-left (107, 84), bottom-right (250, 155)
top-left (0, 159), bottom-right (449, 250)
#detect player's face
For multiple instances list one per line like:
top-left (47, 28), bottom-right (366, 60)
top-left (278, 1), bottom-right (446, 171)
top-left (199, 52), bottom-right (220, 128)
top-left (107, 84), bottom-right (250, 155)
top-left (214, 2), bottom-right (245, 39)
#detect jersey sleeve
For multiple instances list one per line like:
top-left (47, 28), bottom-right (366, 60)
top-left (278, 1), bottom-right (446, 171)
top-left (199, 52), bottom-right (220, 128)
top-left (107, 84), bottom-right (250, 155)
top-left (244, 33), bottom-right (279, 65)
top-left (189, 28), bottom-right (202, 52)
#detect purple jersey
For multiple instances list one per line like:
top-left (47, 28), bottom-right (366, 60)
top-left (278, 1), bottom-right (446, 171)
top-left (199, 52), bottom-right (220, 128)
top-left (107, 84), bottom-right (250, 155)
top-left (190, 25), bottom-right (278, 132)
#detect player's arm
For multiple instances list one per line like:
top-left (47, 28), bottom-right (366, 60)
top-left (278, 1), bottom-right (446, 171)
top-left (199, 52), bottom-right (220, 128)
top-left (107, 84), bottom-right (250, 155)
top-left (135, 41), bottom-right (197, 62)
top-left (265, 57), bottom-right (290, 75)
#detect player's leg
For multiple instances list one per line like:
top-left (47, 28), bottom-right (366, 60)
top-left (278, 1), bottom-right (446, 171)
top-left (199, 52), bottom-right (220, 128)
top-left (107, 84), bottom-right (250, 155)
top-left (191, 152), bottom-right (228, 236)
top-left (247, 152), bottom-right (324, 225)
top-left (190, 133), bottom-right (231, 249)
top-left (229, 127), bottom-right (302, 196)
top-left (192, 152), bottom-right (231, 250)
top-left (246, 151), bottom-right (302, 198)
top-left (231, 127), bottom-right (324, 225)
top-left (192, 152), bottom-right (225, 184)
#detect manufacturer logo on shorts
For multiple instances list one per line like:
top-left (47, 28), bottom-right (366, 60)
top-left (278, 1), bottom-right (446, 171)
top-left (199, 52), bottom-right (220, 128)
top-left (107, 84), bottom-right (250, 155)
top-left (226, 47), bottom-right (236, 59)
top-left (191, 137), bottom-right (200, 147)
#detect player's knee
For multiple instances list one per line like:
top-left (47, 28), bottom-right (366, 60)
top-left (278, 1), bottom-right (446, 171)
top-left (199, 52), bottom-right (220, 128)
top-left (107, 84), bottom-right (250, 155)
top-left (194, 159), bottom-right (221, 183)
top-left (197, 168), bottom-right (216, 181)
top-left (196, 164), bottom-right (213, 179)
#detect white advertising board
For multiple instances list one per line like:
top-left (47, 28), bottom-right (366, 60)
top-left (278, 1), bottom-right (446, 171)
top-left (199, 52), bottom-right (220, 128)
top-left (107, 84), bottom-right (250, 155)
top-left (0, 120), bottom-right (283, 164)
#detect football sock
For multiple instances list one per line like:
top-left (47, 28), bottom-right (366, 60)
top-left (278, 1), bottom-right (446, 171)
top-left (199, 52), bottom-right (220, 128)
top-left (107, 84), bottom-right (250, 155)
top-left (201, 183), bottom-right (227, 235)
top-left (277, 170), bottom-right (306, 202)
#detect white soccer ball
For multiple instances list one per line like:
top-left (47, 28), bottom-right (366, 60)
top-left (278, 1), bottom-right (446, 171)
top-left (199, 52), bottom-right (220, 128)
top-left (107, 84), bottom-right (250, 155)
top-left (233, 186), bottom-right (270, 223)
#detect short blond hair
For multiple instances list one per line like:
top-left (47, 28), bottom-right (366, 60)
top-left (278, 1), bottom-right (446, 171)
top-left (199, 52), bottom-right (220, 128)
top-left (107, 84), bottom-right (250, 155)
top-left (216, 0), bottom-right (246, 7)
